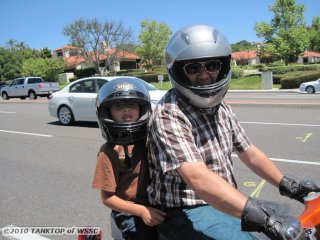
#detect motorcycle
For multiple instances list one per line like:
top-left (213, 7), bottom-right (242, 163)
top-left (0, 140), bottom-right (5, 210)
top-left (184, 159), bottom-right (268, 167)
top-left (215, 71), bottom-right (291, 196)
top-left (110, 191), bottom-right (320, 240)
top-left (297, 191), bottom-right (320, 240)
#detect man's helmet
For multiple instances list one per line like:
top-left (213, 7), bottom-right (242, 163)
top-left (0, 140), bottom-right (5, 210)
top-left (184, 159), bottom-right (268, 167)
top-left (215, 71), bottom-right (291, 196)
top-left (166, 25), bottom-right (232, 109)
top-left (96, 77), bottom-right (151, 145)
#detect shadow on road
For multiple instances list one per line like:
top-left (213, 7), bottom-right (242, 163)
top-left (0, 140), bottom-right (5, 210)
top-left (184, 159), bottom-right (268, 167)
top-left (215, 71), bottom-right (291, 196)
top-left (47, 121), bottom-right (99, 128)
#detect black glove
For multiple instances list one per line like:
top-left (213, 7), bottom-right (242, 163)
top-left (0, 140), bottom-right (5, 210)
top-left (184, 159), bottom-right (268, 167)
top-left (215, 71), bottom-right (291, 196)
top-left (241, 197), bottom-right (304, 240)
top-left (279, 175), bottom-right (320, 203)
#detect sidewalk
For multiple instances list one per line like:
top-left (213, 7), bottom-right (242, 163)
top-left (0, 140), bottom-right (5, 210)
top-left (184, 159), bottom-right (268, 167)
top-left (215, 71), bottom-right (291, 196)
top-left (229, 88), bottom-right (301, 93)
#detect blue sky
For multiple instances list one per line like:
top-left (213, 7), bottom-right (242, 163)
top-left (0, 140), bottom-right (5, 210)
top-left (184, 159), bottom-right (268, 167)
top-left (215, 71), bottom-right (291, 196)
top-left (0, 0), bottom-right (319, 50)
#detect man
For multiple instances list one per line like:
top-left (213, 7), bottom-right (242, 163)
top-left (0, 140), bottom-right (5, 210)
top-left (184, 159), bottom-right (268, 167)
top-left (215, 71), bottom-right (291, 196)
top-left (147, 25), bottom-right (319, 240)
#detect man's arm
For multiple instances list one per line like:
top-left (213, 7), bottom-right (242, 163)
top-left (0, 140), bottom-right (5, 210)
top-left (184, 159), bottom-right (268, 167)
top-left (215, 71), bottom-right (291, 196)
top-left (237, 145), bottom-right (283, 187)
top-left (177, 161), bottom-right (247, 218)
top-left (177, 161), bottom-right (305, 239)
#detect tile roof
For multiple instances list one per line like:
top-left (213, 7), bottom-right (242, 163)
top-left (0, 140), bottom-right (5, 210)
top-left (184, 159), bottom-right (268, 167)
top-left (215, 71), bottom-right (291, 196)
top-left (54, 46), bottom-right (140, 67)
top-left (231, 50), bottom-right (257, 60)
top-left (54, 45), bottom-right (79, 51)
top-left (302, 51), bottom-right (320, 57)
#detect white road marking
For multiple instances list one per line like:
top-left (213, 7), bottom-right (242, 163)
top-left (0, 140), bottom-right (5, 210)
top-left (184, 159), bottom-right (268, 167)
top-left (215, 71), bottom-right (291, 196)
top-left (0, 111), bottom-right (16, 113)
top-left (232, 154), bottom-right (320, 165)
top-left (0, 130), bottom-right (52, 137)
top-left (240, 121), bottom-right (320, 127)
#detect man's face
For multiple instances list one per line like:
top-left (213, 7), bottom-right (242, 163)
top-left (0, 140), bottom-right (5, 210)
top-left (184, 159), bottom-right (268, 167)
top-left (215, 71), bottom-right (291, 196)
top-left (183, 60), bottom-right (221, 86)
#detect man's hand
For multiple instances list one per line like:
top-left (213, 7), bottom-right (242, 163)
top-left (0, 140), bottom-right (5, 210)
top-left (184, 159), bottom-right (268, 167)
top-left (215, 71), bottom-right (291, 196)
top-left (279, 175), bottom-right (320, 203)
top-left (241, 197), bottom-right (304, 240)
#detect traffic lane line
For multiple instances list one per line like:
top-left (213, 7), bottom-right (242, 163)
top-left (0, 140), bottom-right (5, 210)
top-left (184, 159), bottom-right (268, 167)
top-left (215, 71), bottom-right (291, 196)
top-left (226, 99), bottom-right (320, 105)
top-left (232, 154), bottom-right (320, 166)
top-left (240, 121), bottom-right (320, 127)
top-left (0, 130), bottom-right (53, 138)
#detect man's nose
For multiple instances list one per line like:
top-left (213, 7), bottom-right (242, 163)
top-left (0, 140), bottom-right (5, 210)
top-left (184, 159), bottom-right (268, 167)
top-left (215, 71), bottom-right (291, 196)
top-left (198, 68), bottom-right (211, 78)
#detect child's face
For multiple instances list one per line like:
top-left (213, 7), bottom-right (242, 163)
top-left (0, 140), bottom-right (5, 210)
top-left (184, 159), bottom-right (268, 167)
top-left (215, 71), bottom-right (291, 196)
top-left (110, 103), bottom-right (140, 123)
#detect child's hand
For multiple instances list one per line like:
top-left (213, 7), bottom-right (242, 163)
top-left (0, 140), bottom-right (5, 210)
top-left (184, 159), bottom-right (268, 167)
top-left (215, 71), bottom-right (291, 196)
top-left (140, 206), bottom-right (166, 226)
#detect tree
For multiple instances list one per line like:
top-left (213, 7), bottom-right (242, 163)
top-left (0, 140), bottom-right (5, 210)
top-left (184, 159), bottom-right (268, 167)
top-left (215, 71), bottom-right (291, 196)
top-left (63, 18), bottom-right (133, 74)
top-left (38, 47), bottom-right (52, 58)
top-left (231, 40), bottom-right (255, 52)
top-left (22, 58), bottom-right (66, 81)
top-left (309, 16), bottom-right (320, 52)
top-left (135, 20), bottom-right (171, 71)
top-left (0, 47), bottom-right (22, 81)
top-left (254, 0), bottom-right (310, 65)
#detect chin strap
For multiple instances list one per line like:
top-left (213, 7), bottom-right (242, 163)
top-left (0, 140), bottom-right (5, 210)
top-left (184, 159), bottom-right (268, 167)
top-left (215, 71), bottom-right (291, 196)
top-left (124, 145), bottom-right (132, 169)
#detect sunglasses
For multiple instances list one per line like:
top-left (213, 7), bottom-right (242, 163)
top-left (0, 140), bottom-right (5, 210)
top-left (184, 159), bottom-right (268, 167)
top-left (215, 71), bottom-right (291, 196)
top-left (183, 60), bottom-right (222, 75)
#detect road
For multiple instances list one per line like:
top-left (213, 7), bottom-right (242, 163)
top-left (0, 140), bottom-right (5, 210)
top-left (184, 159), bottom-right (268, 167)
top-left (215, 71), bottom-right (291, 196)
top-left (225, 91), bottom-right (320, 106)
top-left (0, 93), bottom-right (319, 240)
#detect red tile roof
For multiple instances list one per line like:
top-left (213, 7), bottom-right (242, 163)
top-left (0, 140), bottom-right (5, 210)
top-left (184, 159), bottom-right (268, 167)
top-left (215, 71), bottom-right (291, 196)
top-left (55, 46), bottom-right (140, 67)
top-left (231, 50), bottom-right (257, 60)
top-left (302, 51), bottom-right (320, 57)
top-left (54, 45), bottom-right (79, 51)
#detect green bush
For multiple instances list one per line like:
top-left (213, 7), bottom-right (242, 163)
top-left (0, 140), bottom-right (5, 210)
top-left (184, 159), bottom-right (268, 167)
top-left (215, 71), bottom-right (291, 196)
top-left (280, 70), bottom-right (320, 89)
top-left (74, 68), bottom-right (97, 79)
top-left (231, 67), bottom-right (244, 79)
top-left (261, 64), bottom-right (320, 75)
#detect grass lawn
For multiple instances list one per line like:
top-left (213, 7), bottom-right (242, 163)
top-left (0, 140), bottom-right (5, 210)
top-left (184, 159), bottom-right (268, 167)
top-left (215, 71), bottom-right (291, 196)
top-left (59, 75), bottom-right (280, 91)
top-left (153, 75), bottom-right (280, 90)
top-left (229, 76), bottom-right (263, 90)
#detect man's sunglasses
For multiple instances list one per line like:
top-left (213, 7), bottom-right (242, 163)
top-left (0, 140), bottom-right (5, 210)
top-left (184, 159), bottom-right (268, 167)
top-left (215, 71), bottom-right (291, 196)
top-left (183, 60), bottom-right (222, 75)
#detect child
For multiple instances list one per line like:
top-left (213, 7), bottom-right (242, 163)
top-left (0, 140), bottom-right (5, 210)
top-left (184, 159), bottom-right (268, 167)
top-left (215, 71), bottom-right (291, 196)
top-left (92, 77), bottom-right (165, 240)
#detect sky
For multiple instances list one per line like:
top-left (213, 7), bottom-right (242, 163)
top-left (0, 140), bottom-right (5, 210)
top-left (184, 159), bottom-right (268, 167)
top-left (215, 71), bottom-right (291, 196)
top-left (0, 0), bottom-right (319, 51)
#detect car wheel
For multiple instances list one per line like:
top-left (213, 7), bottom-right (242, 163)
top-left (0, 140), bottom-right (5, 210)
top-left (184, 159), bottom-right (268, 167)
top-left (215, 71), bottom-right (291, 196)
top-left (306, 86), bottom-right (315, 94)
top-left (29, 91), bottom-right (37, 99)
top-left (58, 106), bottom-right (74, 125)
top-left (2, 92), bottom-right (9, 100)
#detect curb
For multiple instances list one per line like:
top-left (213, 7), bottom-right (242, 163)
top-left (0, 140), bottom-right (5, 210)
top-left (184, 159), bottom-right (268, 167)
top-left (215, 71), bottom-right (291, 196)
top-left (228, 88), bottom-right (301, 93)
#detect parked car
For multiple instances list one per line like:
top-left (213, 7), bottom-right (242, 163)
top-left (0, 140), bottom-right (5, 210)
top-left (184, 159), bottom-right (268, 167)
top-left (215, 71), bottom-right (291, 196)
top-left (1, 77), bottom-right (60, 100)
top-left (299, 78), bottom-right (320, 93)
top-left (48, 76), bottom-right (167, 125)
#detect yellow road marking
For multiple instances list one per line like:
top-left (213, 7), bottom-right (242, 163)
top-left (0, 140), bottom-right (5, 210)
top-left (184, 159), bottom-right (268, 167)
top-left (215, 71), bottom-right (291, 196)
top-left (302, 133), bottom-right (312, 142)
top-left (250, 180), bottom-right (266, 198)
top-left (244, 182), bottom-right (256, 187)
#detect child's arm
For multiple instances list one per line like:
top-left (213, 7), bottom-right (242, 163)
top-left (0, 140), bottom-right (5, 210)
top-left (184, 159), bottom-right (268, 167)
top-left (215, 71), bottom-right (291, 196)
top-left (101, 190), bottom-right (166, 226)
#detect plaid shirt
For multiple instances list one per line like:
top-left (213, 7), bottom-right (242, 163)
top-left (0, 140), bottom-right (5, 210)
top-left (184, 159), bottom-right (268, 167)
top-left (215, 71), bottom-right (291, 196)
top-left (147, 89), bottom-right (252, 207)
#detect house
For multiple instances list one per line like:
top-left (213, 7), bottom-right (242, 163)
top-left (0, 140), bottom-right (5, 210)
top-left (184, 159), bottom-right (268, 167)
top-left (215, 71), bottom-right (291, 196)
top-left (52, 45), bottom-right (141, 72)
top-left (232, 49), bottom-right (320, 66)
top-left (297, 51), bottom-right (320, 64)
top-left (231, 50), bottom-right (260, 66)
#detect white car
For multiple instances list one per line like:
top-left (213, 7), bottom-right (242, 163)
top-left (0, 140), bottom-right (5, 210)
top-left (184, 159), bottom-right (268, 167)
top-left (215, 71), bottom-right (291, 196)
top-left (299, 78), bottom-right (320, 94)
top-left (48, 76), bottom-right (167, 125)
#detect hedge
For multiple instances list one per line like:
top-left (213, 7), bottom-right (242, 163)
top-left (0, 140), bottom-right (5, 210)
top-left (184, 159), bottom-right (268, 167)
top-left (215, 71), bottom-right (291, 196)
top-left (280, 70), bottom-right (320, 89)
top-left (261, 64), bottom-right (320, 75)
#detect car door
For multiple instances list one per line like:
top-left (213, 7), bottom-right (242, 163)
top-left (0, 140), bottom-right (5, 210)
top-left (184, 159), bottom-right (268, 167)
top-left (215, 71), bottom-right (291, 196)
top-left (68, 79), bottom-right (98, 121)
top-left (7, 79), bottom-right (24, 97)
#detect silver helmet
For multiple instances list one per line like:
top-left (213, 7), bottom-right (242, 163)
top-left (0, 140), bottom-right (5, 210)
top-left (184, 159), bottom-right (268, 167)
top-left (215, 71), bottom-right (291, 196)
top-left (96, 77), bottom-right (151, 145)
top-left (166, 25), bottom-right (232, 109)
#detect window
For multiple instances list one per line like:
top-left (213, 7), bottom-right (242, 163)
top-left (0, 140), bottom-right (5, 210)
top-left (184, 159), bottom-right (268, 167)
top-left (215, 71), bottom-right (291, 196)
top-left (28, 78), bottom-right (43, 84)
top-left (18, 79), bottom-right (25, 85)
top-left (69, 79), bottom-right (96, 93)
top-left (97, 79), bottom-right (108, 91)
top-left (11, 79), bottom-right (19, 86)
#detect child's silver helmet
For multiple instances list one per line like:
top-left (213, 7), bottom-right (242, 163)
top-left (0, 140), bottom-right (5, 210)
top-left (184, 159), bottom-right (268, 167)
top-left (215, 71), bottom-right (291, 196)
top-left (166, 25), bottom-right (232, 109)
top-left (96, 77), bottom-right (151, 145)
